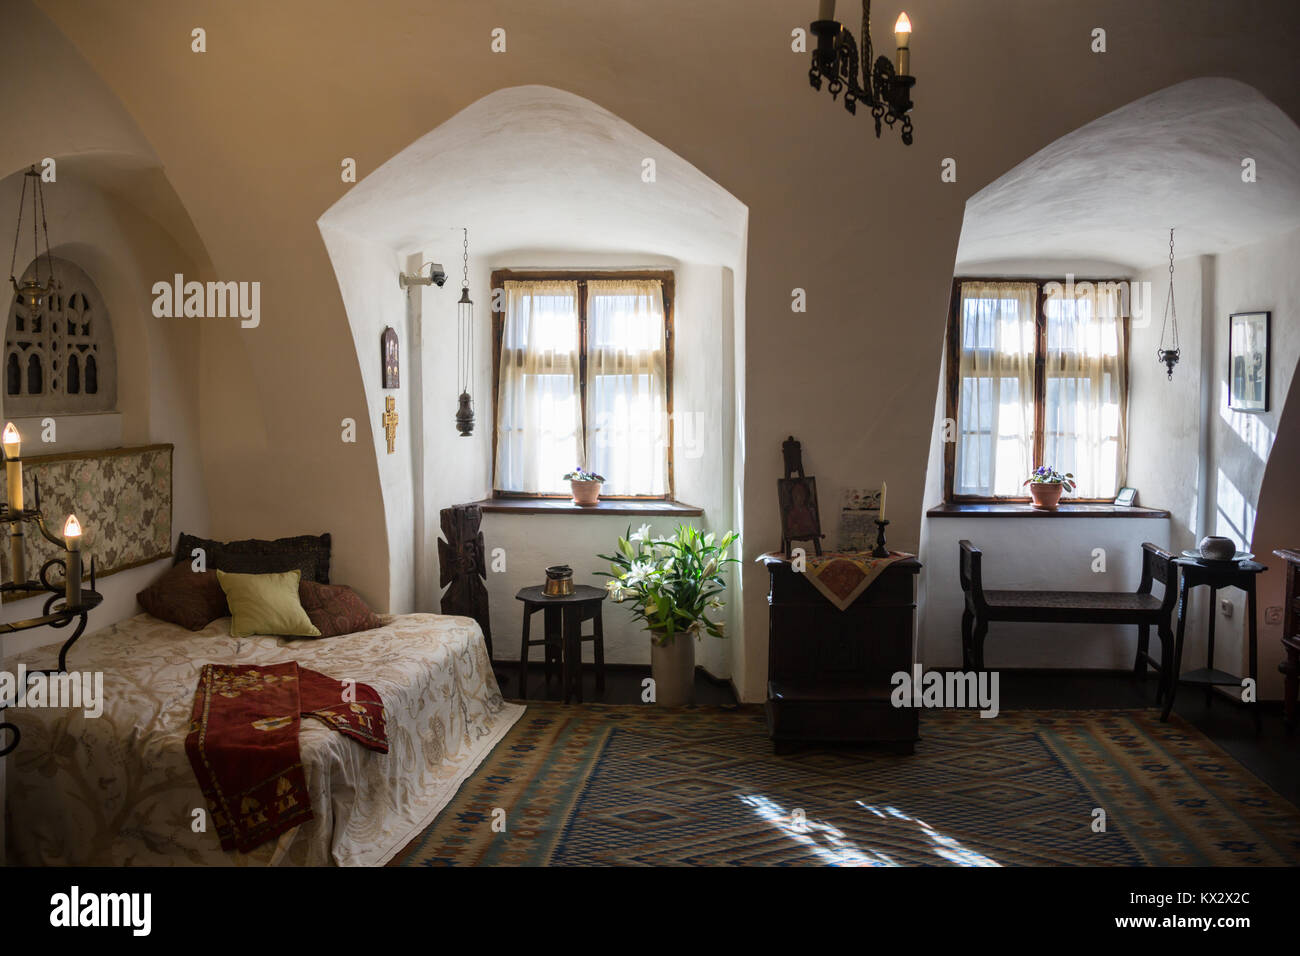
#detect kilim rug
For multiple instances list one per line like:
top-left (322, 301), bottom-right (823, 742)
top-left (390, 704), bottom-right (1300, 866)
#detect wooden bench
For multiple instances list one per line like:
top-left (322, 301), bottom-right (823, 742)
top-left (958, 540), bottom-right (1178, 694)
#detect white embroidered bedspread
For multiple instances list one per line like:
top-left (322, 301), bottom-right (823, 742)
top-left (2, 612), bottom-right (523, 866)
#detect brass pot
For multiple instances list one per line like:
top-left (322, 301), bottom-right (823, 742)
top-left (544, 565), bottom-right (574, 596)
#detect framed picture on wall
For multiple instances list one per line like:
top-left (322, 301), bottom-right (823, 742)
top-left (1228, 311), bottom-right (1269, 412)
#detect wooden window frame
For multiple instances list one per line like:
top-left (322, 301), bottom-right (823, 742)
top-left (490, 268), bottom-right (676, 500)
top-left (943, 276), bottom-right (1131, 504)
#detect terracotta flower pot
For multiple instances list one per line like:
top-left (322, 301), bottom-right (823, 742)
top-left (570, 480), bottom-right (602, 506)
top-left (1028, 482), bottom-right (1064, 510)
top-left (650, 629), bottom-right (695, 706)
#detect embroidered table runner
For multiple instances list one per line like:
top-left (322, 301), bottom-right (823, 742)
top-left (759, 550), bottom-right (913, 611)
top-left (185, 662), bottom-right (388, 853)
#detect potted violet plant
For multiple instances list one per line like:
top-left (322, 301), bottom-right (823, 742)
top-left (1023, 465), bottom-right (1076, 510)
top-left (563, 467), bottom-right (605, 506)
top-left (598, 524), bottom-right (739, 706)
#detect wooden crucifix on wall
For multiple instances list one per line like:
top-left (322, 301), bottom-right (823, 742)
top-left (381, 396), bottom-right (398, 454)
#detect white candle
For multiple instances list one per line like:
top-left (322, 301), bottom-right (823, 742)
top-left (4, 422), bottom-right (24, 585)
top-left (3, 422), bottom-right (21, 514)
top-left (895, 12), bottom-right (912, 75)
top-left (64, 514), bottom-right (82, 608)
top-left (879, 482), bottom-right (888, 522)
top-left (819, 0), bottom-right (836, 21)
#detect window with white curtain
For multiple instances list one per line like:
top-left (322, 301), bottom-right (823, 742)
top-left (948, 278), bottom-right (1128, 500)
top-left (493, 273), bottom-right (671, 496)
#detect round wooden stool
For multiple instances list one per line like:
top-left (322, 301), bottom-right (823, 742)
top-left (515, 585), bottom-right (606, 703)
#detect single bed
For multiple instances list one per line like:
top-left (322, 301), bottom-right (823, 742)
top-left (3, 611), bottom-right (523, 865)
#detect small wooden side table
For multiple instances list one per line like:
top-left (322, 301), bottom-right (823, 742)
top-left (515, 585), bottom-right (606, 704)
top-left (1162, 557), bottom-right (1265, 731)
top-left (1273, 549), bottom-right (1300, 733)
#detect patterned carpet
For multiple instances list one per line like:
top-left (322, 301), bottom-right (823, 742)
top-left (390, 704), bottom-right (1300, 866)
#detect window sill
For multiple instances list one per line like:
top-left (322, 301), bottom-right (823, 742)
top-left (927, 502), bottom-right (1170, 519)
top-left (475, 497), bottom-right (704, 517)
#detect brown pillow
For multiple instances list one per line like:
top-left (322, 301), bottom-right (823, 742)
top-left (137, 563), bottom-right (229, 630)
top-left (297, 580), bottom-right (385, 638)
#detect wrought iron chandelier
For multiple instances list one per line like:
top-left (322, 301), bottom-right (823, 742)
top-left (8, 165), bottom-right (56, 311)
top-left (809, 0), bottom-right (916, 144)
top-left (1157, 228), bottom-right (1180, 380)
top-left (454, 228), bottom-right (475, 437)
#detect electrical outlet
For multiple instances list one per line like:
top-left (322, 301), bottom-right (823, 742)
top-left (1219, 598), bottom-right (1234, 619)
top-left (1265, 606), bottom-right (1284, 626)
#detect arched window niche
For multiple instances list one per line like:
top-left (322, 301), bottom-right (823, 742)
top-left (4, 256), bottom-right (117, 416)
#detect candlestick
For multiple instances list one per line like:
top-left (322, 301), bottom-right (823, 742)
top-left (872, 518), bottom-right (891, 558)
top-left (64, 514), bottom-right (82, 608)
top-left (894, 12), bottom-right (911, 75)
top-left (4, 422), bottom-right (24, 585)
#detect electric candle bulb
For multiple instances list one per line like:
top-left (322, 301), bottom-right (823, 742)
top-left (2, 422), bottom-right (19, 456)
top-left (63, 513), bottom-right (83, 608)
top-left (895, 12), bottom-right (911, 75)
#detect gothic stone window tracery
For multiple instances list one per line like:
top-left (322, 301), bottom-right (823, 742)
top-left (5, 257), bottom-right (116, 414)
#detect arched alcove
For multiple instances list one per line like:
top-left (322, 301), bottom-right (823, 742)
top-left (919, 77), bottom-right (1300, 680)
top-left (319, 85), bottom-right (749, 674)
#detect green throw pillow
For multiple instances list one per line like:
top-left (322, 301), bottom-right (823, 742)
top-left (216, 569), bottom-right (321, 639)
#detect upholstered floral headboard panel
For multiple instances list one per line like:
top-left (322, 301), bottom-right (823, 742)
top-left (0, 443), bottom-right (172, 601)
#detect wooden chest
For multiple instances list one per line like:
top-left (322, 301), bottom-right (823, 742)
top-left (764, 556), bottom-right (921, 753)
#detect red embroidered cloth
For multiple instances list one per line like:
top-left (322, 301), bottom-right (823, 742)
top-left (185, 662), bottom-right (388, 853)
top-left (759, 550), bottom-right (914, 611)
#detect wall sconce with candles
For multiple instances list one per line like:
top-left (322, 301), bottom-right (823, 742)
top-left (809, 0), bottom-right (916, 144)
top-left (0, 421), bottom-right (103, 754)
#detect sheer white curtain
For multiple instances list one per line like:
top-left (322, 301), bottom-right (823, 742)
top-left (494, 280), bottom-right (582, 494)
top-left (1043, 281), bottom-right (1126, 498)
top-left (953, 281), bottom-right (1038, 496)
top-left (585, 279), bottom-right (668, 496)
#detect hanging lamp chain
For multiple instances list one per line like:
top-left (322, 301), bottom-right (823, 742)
top-left (1159, 227), bottom-right (1178, 350)
top-left (9, 168), bottom-right (28, 285)
top-left (9, 166), bottom-right (56, 294)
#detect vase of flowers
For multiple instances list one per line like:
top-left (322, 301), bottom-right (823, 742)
top-left (598, 523), bottom-right (739, 706)
top-left (1023, 465), bottom-right (1076, 510)
top-left (564, 467), bottom-right (605, 506)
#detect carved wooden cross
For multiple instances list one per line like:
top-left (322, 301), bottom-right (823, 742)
top-left (381, 396), bottom-right (398, 454)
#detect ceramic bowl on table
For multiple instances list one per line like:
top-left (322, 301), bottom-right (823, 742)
top-left (1180, 549), bottom-right (1254, 568)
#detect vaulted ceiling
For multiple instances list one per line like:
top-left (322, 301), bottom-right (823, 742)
top-left (956, 78), bottom-right (1300, 272)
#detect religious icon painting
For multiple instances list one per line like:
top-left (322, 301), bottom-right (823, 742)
top-left (382, 327), bottom-right (400, 389)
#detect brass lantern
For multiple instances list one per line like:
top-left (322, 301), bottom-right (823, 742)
top-left (8, 166), bottom-right (56, 312)
top-left (455, 228), bottom-right (475, 436)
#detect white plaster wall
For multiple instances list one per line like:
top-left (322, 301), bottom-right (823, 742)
top-left (1208, 228), bottom-right (1300, 696)
top-left (1128, 255), bottom-right (1211, 551)
top-left (415, 249), bottom-right (493, 612)
top-left (318, 225), bottom-right (411, 612)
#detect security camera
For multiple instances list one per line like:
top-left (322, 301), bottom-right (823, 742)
top-left (398, 261), bottom-right (449, 290)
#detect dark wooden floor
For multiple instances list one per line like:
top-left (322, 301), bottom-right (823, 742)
top-left (490, 661), bottom-right (1300, 808)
